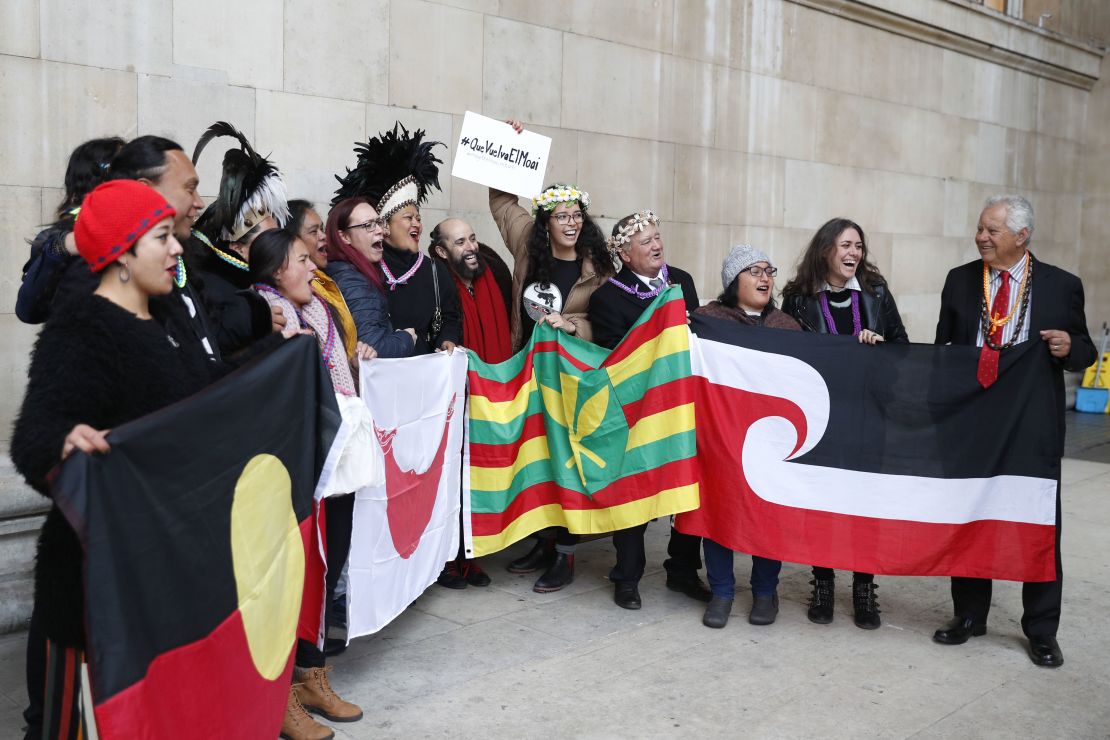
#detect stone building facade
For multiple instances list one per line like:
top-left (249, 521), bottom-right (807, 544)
top-left (0, 0), bottom-right (1107, 632)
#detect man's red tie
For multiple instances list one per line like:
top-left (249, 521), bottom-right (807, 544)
top-left (976, 270), bottom-right (1010, 388)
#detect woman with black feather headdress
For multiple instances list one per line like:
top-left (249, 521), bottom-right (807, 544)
top-left (332, 123), bottom-right (462, 356)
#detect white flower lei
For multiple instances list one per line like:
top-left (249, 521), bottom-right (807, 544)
top-left (606, 210), bottom-right (659, 253)
top-left (530, 185), bottom-right (590, 217)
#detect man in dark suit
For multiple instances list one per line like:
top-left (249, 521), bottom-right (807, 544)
top-left (587, 210), bottom-right (709, 610)
top-left (933, 194), bottom-right (1096, 667)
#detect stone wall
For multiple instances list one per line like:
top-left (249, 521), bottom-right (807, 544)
top-left (0, 0), bottom-right (1106, 633)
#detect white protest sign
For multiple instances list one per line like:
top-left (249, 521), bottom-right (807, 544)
top-left (451, 111), bottom-right (551, 199)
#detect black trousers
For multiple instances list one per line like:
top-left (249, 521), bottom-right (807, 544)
top-left (812, 567), bottom-right (873, 583)
top-left (296, 493), bottom-right (355, 668)
top-left (610, 523), bottom-right (702, 584)
top-left (950, 484), bottom-right (1063, 638)
top-left (22, 595), bottom-right (45, 740)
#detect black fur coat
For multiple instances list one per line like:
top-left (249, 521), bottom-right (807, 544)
top-left (10, 292), bottom-right (215, 647)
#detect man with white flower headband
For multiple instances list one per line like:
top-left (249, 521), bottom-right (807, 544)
top-left (488, 118), bottom-right (616, 593)
top-left (588, 210), bottom-right (710, 610)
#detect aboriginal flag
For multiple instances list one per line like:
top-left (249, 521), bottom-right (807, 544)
top-left (52, 336), bottom-right (339, 739)
top-left (465, 287), bottom-right (699, 557)
top-left (677, 314), bottom-right (1060, 582)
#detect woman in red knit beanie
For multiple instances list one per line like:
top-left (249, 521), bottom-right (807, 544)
top-left (11, 180), bottom-right (218, 739)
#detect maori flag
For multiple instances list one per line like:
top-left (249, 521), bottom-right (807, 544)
top-left (465, 287), bottom-right (700, 557)
top-left (677, 314), bottom-right (1060, 582)
top-left (345, 351), bottom-right (468, 639)
top-left (52, 337), bottom-right (338, 739)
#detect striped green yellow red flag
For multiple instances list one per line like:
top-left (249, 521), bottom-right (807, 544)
top-left (464, 287), bottom-right (699, 557)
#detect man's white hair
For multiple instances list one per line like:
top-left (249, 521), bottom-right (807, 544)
top-left (984, 194), bottom-right (1035, 242)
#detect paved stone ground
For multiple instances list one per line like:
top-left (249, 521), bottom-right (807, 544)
top-left (1066, 408), bottom-right (1110, 464)
top-left (1, 422), bottom-right (1108, 738)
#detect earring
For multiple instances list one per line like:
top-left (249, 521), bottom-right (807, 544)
top-left (118, 262), bottom-right (131, 284)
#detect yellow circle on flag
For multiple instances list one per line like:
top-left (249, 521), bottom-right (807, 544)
top-left (230, 454), bottom-right (305, 680)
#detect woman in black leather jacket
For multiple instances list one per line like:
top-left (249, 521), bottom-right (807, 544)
top-left (780, 217), bottom-right (909, 631)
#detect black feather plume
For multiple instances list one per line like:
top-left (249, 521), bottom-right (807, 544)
top-left (192, 121), bottom-right (288, 241)
top-left (332, 123), bottom-right (444, 207)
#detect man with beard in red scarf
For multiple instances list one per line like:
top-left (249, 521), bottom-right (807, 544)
top-left (430, 218), bottom-right (513, 364)
top-left (427, 217), bottom-right (513, 589)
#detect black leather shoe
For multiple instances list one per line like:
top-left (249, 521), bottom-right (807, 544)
top-left (703, 595), bottom-right (733, 628)
top-left (462, 559), bottom-right (491, 587)
top-left (852, 581), bottom-right (881, 630)
top-left (436, 561), bottom-right (467, 589)
top-left (665, 574), bottom-right (712, 603)
top-left (507, 538), bottom-right (555, 574)
top-left (1027, 635), bottom-right (1064, 667)
top-left (807, 578), bottom-right (835, 624)
top-left (932, 616), bottom-right (986, 645)
top-left (533, 553), bottom-right (574, 593)
top-left (749, 593), bottom-right (779, 626)
top-left (614, 582), bottom-right (642, 610)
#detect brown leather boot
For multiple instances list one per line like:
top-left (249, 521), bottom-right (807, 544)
top-left (295, 666), bottom-right (364, 722)
top-left (280, 684), bottom-right (334, 740)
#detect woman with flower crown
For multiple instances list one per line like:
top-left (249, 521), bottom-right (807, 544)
top-left (488, 118), bottom-right (616, 593)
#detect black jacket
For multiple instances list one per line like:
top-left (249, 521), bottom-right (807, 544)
top-left (16, 229), bottom-right (225, 361)
top-left (382, 244), bottom-right (463, 355)
top-left (782, 282), bottom-right (909, 343)
top-left (935, 255), bottom-right (1096, 445)
top-left (588, 265), bottom-right (699, 350)
top-left (195, 243), bottom-right (273, 356)
top-left (10, 293), bottom-right (217, 647)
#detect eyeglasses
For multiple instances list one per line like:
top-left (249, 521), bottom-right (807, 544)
top-left (551, 212), bottom-right (585, 225)
top-left (744, 266), bottom-right (778, 277)
top-left (343, 218), bottom-right (385, 232)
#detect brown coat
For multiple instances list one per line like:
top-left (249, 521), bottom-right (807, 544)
top-left (695, 301), bottom-right (802, 331)
top-left (489, 188), bottom-right (606, 350)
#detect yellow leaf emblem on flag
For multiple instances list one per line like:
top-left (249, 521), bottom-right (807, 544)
top-left (563, 373), bottom-right (609, 473)
top-left (538, 368), bottom-right (629, 494)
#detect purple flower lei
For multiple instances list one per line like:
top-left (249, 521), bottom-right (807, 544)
top-left (381, 252), bottom-right (424, 291)
top-left (818, 290), bottom-right (862, 336)
top-left (608, 264), bottom-right (669, 299)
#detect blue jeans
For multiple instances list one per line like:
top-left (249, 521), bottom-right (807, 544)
top-left (703, 538), bottom-right (781, 598)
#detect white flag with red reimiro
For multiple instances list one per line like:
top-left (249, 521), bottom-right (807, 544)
top-left (345, 352), bottom-right (468, 638)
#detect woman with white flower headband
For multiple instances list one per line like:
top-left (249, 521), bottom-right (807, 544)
top-left (587, 210), bottom-right (711, 611)
top-left (488, 118), bottom-right (615, 593)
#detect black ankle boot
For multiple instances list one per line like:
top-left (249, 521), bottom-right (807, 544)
top-left (533, 553), bottom-right (574, 593)
top-left (807, 577), bottom-right (835, 624)
top-left (507, 537), bottom-right (555, 574)
top-left (852, 581), bottom-right (881, 630)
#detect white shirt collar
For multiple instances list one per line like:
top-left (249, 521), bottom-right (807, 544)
top-left (989, 251), bottom-right (1029, 282)
top-left (822, 276), bottom-right (861, 292)
top-left (632, 270), bottom-right (664, 288)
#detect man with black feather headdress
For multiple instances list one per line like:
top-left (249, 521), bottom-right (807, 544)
top-left (332, 123), bottom-right (462, 356)
top-left (190, 121), bottom-right (291, 355)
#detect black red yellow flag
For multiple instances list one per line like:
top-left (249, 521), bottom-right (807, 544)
top-left (53, 336), bottom-right (339, 739)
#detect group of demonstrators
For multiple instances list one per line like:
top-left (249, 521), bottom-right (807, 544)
top-left (11, 116), bottom-right (1095, 740)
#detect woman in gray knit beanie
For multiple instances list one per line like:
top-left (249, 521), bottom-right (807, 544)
top-left (694, 244), bottom-right (800, 630)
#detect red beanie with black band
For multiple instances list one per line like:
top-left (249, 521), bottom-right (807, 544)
top-left (75, 180), bottom-right (177, 272)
